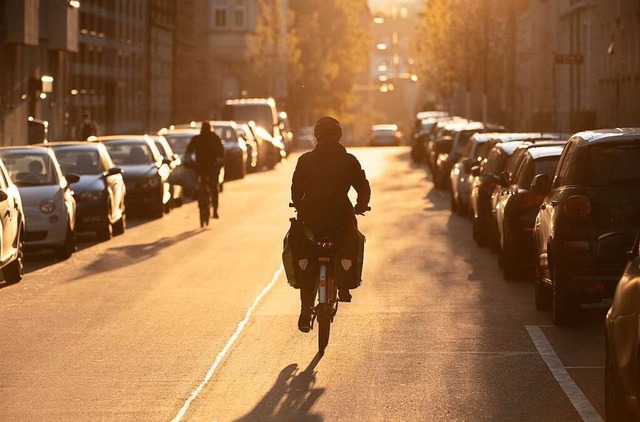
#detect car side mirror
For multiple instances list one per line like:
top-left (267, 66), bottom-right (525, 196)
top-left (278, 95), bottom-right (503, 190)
top-left (436, 137), bottom-right (453, 155)
top-left (595, 232), bottom-right (626, 260)
top-left (106, 167), bottom-right (122, 176)
top-left (499, 171), bottom-right (510, 187)
top-left (471, 165), bottom-right (481, 177)
top-left (0, 190), bottom-right (8, 202)
top-left (65, 173), bottom-right (81, 184)
top-left (530, 174), bottom-right (551, 195)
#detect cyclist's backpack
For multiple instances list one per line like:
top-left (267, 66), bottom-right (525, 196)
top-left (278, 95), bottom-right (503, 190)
top-left (334, 226), bottom-right (366, 290)
top-left (282, 218), bottom-right (316, 289)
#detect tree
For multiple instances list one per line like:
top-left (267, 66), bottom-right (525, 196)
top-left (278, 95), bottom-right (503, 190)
top-left (287, 0), bottom-right (371, 127)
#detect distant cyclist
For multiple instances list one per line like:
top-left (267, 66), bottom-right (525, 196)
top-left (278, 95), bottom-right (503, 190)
top-left (186, 122), bottom-right (225, 219)
top-left (291, 116), bottom-right (371, 332)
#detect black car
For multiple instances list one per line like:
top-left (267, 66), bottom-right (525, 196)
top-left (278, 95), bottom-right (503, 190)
top-left (494, 145), bottom-right (565, 279)
top-left (45, 142), bottom-right (126, 240)
top-left (91, 136), bottom-right (172, 219)
top-left (533, 129), bottom-right (640, 323)
top-left (605, 230), bottom-right (640, 421)
top-left (411, 114), bottom-right (449, 163)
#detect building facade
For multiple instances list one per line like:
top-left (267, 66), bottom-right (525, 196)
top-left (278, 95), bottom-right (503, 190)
top-left (0, 0), bottom-right (79, 145)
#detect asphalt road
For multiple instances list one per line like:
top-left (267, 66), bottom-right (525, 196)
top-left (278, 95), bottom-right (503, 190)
top-left (0, 147), bottom-right (608, 421)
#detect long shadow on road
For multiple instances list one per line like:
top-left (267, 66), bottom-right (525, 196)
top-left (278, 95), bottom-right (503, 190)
top-left (235, 353), bottom-right (324, 422)
top-left (72, 228), bottom-right (205, 281)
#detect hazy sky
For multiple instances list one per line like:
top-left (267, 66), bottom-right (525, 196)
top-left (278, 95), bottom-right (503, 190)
top-left (369, 0), bottom-right (420, 12)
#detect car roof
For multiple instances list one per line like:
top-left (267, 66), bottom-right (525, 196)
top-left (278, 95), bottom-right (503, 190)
top-left (489, 132), bottom-right (565, 143)
top-left (0, 145), bottom-right (50, 154)
top-left (527, 145), bottom-right (565, 160)
top-left (372, 124), bottom-right (398, 131)
top-left (89, 135), bottom-right (151, 142)
top-left (571, 128), bottom-right (640, 145)
top-left (470, 132), bottom-right (506, 143)
top-left (495, 141), bottom-right (525, 155)
top-left (39, 141), bottom-right (99, 148)
top-left (158, 127), bottom-right (199, 135)
top-left (416, 110), bottom-right (449, 120)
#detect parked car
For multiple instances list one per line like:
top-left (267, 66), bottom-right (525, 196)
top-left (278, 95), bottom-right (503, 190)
top-left (210, 121), bottom-right (248, 180)
top-left (91, 136), bottom-right (171, 219)
top-left (151, 135), bottom-right (184, 207)
top-left (605, 230), bottom-right (640, 421)
top-left (0, 156), bottom-right (25, 282)
top-left (433, 121), bottom-right (505, 189)
top-left (493, 144), bottom-right (566, 279)
top-left (249, 125), bottom-right (285, 169)
top-left (426, 117), bottom-right (465, 172)
top-left (222, 98), bottom-right (288, 154)
top-left (236, 123), bottom-right (259, 173)
top-left (370, 124), bottom-right (402, 146)
top-left (44, 142), bottom-right (126, 240)
top-left (0, 146), bottom-right (77, 260)
top-left (158, 127), bottom-right (225, 190)
top-left (278, 111), bottom-right (294, 155)
top-left (489, 139), bottom-right (567, 252)
top-left (411, 115), bottom-right (450, 163)
top-left (450, 132), bottom-right (500, 215)
top-left (533, 129), bottom-right (640, 323)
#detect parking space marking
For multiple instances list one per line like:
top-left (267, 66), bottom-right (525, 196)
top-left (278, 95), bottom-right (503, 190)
top-left (526, 325), bottom-right (603, 422)
top-left (171, 265), bottom-right (284, 422)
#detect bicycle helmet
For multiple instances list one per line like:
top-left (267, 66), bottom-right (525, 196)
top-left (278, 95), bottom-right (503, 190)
top-left (314, 116), bottom-right (342, 142)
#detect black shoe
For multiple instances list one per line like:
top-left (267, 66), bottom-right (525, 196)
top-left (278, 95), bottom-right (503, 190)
top-left (298, 308), bottom-right (313, 333)
top-left (338, 289), bottom-right (352, 303)
top-left (212, 210), bottom-right (219, 219)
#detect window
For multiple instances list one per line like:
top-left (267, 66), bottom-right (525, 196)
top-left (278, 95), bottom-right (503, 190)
top-left (552, 141), bottom-right (576, 188)
top-left (214, 0), bottom-right (228, 27)
top-left (234, 0), bottom-right (245, 28)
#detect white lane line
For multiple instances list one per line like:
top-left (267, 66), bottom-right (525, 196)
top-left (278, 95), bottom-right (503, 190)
top-left (526, 325), bottom-right (604, 422)
top-left (171, 265), bottom-right (284, 422)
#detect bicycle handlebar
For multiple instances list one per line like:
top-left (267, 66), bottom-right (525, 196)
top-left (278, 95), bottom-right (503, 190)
top-left (290, 202), bottom-right (371, 215)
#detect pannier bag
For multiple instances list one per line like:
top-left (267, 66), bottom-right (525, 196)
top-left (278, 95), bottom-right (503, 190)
top-left (334, 226), bottom-right (366, 289)
top-left (167, 165), bottom-right (198, 190)
top-left (282, 219), bottom-right (316, 289)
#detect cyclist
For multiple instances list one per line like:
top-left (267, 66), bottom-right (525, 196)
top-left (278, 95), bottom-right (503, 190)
top-left (291, 116), bottom-right (371, 332)
top-left (186, 122), bottom-right (225, 219)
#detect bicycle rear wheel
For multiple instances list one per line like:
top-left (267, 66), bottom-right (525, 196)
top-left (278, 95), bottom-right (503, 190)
top-left (317, 303), bottom-right (331, 355)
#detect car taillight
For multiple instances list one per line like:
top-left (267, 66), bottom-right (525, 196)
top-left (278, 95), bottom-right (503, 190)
top-left (514, 193), bottom-right (543, 210)
top-left (564, 195), bottom-right (591, 221)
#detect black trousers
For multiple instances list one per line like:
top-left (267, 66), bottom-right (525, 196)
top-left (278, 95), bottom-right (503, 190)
top-left (199, 168), bottom-right (220, 210)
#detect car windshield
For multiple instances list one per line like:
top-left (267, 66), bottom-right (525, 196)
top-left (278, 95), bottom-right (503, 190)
top-left (104, 142), bottom-right (154, 165)
top-left (573, 140), bottom-right (640, 186)
top-left (0, 152), bottom-right (57, 186)
top-left (54, 149), bottom-right (102, 175)
top-left (222, 104), bottom-right (274, 135)
top-left (374, 130), bottom-right (396, 137)
top-left (164, 134), bottom-right (193, 157)
top-left (483, 149), bottom-right (510, 175)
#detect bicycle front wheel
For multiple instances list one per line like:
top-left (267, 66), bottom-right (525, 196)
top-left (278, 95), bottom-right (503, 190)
top-left (317, 303), bottom-right (331, 355)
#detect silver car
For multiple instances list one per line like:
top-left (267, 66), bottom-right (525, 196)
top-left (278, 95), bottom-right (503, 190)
top-left (0, 147), bottom-right (78, 260)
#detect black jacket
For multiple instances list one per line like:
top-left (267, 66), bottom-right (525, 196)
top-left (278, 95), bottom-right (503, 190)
top-left (186, 131), bottom-right (225, 172)
top-left (292, 142), bottom-right (371, 236)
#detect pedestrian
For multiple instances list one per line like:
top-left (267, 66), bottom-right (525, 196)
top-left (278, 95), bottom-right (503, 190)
top-left (79, 111), bottom-right (98, 140)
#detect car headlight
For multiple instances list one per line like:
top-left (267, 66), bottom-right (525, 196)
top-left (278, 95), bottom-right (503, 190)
top-left (40, 200), bottom-right (56, 214)
top-left (77, 191), bottom-right (103, 202)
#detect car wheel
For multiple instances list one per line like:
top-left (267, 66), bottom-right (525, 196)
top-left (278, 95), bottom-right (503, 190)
top-left (112, 214), bottom-right (126, 236)
top-left (54, 224), bottom-right (76, 260)
top-left (4, 232), bottom-right (24, 284)
top-left (534, 266), bottom-right (551, 311)
top-left (96, 218), bottom-right (112, 242)
top-left (551, 265), bottom-right (578, 325)
top-left (473, 217), bottom-right (487, 247)
top-left (150, 200), bottom-right (164, 219)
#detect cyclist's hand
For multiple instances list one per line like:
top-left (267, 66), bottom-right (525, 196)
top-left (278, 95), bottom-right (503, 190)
top-left (354, 203), bottom-right (370, 215)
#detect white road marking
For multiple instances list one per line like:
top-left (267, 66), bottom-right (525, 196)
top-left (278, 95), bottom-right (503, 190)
top-left (565, 366), bottom-right (605, 370)
top-left (171, 266), bottom-right (284, 422)
top-left (526, 325), bottom-right (604, 422)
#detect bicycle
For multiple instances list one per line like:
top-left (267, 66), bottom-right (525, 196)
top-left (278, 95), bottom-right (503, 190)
top-left (289, 203), bottom-right (369, 355)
